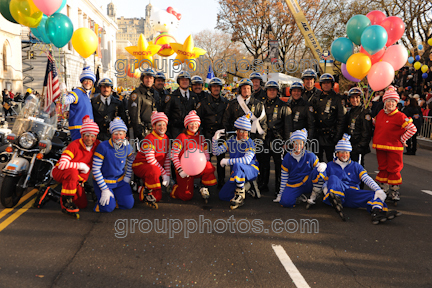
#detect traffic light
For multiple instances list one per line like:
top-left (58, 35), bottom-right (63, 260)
top-left (27, 50), bottom-right (35, 59)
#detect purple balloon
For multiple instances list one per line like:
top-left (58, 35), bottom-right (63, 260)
top-left (342, 63), bottom-right (361, 82)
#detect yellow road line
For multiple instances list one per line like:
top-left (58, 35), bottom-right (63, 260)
top-left (0, 198), bottom-right (35, 232)
top-left (0, 188), bottom-right (38, 221)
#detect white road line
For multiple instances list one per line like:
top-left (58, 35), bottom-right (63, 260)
top-left (421, 190), bottom-right (432, 196)
top-left (272, 244), bottom-right (310, 288)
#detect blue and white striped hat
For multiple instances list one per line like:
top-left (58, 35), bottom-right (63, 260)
top-left (335, 133), bottom-right (352, 152)
top-left (290, 129), bottom-right (308, 142)
top-left (80, 66), bottom-right (96, 83)
top-left (234, 113), bottom-right (252, 131)
top-left (109, 117), bottom-right (128, 134)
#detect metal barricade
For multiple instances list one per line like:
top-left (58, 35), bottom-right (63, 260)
top-left (418, 116), bottom-right (432, 142)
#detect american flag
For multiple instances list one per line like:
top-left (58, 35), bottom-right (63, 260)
top-left (42, 52), bottom-right (60, 110)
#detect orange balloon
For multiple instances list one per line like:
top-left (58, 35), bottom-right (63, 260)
top-left (346, 53), bottom-right (372, 80)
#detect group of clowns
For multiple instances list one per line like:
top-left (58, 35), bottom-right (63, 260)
top-left (45, 82), bottom-right (415, 225)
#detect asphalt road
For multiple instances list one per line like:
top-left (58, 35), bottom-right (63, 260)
top-left (0, 149), bottom-right (432, 288)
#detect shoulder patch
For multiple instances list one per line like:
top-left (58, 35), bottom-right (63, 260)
top-left (165, 95), bottom-right (171, 103)
top-left (131, 93), bottom-right (137, 101)
top-left (309, 106), bottom-right (314, 113)
top-left (365, 114), bottom-right (371, 121)
top-left (196, 102), bottom-right (201, 109)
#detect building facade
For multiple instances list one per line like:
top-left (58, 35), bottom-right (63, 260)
top-left (0, 16), bottom-right (22, 93)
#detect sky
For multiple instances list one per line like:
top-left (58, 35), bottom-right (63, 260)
top-left (98, 0), bottom-right (219, 42)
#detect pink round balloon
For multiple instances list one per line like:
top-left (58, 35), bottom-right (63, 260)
top-left (380, 16), bottom-right (405, 47)
top-left (180, 149), bottom-right (207, 176)
top-left (341, 63), bottom-right (360, 82)
top-left (360, 46), bottom-right (385, 65)
top-left (33, 0), bottom-right (63, 16)
top-left (367, 62), bottom-right (395, 91)
top-left (381, 44), bottom-right (408, 71)
top-left (366, 10), bottom-right (386, 25)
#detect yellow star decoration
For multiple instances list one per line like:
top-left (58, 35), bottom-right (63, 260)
top-left (125, 34), bottom-right (161, 68)
top-left (171, 35), bottom-right (207, 70)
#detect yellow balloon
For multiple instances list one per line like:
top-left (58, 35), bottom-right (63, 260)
top-left (10, 0), bottom-right (43, 28)
top-left (421, 65), bottom-right (429, 73)
top-left (413, 62), bottom-right (421, 70)
top-left (428, 38), bottom-right (432, 46)
top-left (346, 53), bottom-right (371, 80)
top-left (71, 28), bottom-right (98, 58)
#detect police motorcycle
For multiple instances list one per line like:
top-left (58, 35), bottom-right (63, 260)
top-left (0, 96), bottom-right (65, 208)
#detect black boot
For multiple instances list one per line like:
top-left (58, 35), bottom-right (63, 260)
top-left (371, 208), bottom-right (387, 225)
top-left (60, 195), bottom-right (80, 219)
top-left (328, 192), bottom-right (346, 221)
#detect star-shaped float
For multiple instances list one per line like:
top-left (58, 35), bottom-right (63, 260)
top-left (171, 35), bottom-right (207, 70)
top-left (125, 34), bottom-right (161, 68)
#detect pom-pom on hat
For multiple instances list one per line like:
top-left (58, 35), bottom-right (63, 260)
top-left (234, 112), bottom-right (252, 131)
top-left (109, 117), bottom-right (128, 134)
top-left (184, 110), bottom-right (201, 128)
top-left (151, 111), bottom-right (168, 126)
top-left (80, 66), bottom-right (96, 83)
top-left (80, 115), bottom-right (99, 136)
top-left (383, 85), bottom-right (400, 102)
top-left (335, 133), bottom-right (352, 152)
top-left (290, 129), bottom-right (308, 142)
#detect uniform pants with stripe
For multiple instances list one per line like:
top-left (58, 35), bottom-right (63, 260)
top-left (280, 168), bottom-right (322, 208)
top-left (133, 163), bottom-right (163, 202)
top-left (52, 167), bottom-right (88, 209)
top-left (93, 180), bottom-right (134, 213)
top-left (376, 149), bottom-right (403, 186)
top-left (219, 163), bottom-right (259, 202)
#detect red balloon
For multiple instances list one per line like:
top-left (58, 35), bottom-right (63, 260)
top-left (360, 46), bottom-right (385, 65)
top-left (380, 16), bottom-right (405, 47)
top-left (366, 10), bottom-right (386, 25)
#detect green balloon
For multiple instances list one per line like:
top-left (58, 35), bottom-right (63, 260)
top-left (45, 13), bottom-right (74, 48)
top-left (0, 0), bottom-right (18, 24)
top-left (346, 15), bottom-right (371, 46)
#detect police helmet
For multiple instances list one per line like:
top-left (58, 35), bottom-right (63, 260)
top-left (98, 78), bottom-right (113, 87)
top-left (249, 72), bottom-right (263, 84)
top-left (209, 77), bottom-right (223, 87)
top-left (176, 71), bottom-right (191, 85)
top-left (301, 68), bottom-right (318, 80)
top-left (191, 75), bottom-right (204, 85)
top-left (155, 72), bottom-right (166, 81)
top-left (140, 68), bottom-right (156, 81)
top-left (319, 73), bottom-right (335, 83)
top-left (238, 78), bottom-right (253, 90)
top-left (289, 82), bottom-right (304, 94)
top-left (264, 80), bottom-right (280, 91)
top-left (348, 87), bottom-right (363, 98)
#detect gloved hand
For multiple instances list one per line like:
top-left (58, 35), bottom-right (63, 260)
top-left (78, 162), bottom-right (90, 174)
top-left (178, 170), bottom-right (189, 178)
top-left (123, 176), bottom-right (131, 184)
top-left (162, 174), bottom-right (170, 187)
top-left (374, 189), bottom-right (387, 202)
top-left (220, 158), bottom-right (229, 167)
top-left (316, 162), bottom-right (327, 173)
top-left (100, 189), bottom-right (114, 206)
top-left (213, 129), bottom-right (225, 141)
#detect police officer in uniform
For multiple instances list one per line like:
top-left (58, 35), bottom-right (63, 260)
top-left (91, 78), bottom-right (128, 141)
top-left (128, 68), bottom-right (158, 141)
top-left (191, 75), bottom-right (210, 102)
top-left (288, 82), bottom-right (315, 138)
top-left (250, 72), bottom-right (266, 102)
top-left (301, 68), bottom-right (321, 102)
top-left (345, 87), bottom-right (372, 167)
top-left (164, 71), bottom-right (199, 139)
top-left (196, 77), bottom-right (228, 188)
top-left (153, 72), bottom-right (168, 112)
top-left (259, 80), bottom-right (292, 194)
top-left (309, 73), bottom-right (346, 162)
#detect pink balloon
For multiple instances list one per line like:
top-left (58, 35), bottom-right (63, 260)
top-left (366, 10), bottom-right (386, 25)
top-left (360, 46), bottom-right (385, 65)
top-left (367, 62), bottom-right (395, 91)
top-left (380, 16), bottom-right (405, 47)
top-left (341, 63), bottom-right (360, 82)
top-left (381, 44), bottom-right (408, 71)
top-left (180, 150), bottom-right (207, 176)
top-left (33, 0), bottom-right (63, 16)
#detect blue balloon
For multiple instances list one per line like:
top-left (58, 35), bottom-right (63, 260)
top-left (330, 37), bottom-right (354, 64)
top-left (419, 44), bottom-right (423, 50)
top-left (30, 15), bottom-right (51, 44)
top-left (56, 0), bottom-right (67, 14)
top-left (360, 25), bottom-right (388, 55)
top-left (408, 56), bottom-right (414, 64)
top-left (415, 55), bottom-right (421, 61)
top-left (423, 73), bottom-right (428, 79)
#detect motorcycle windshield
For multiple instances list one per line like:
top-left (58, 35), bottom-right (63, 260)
top-left (11, 96), bottom-right (58, 141)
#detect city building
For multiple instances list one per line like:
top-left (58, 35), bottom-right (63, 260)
top-left (0, 16), bottom-right (22, 93)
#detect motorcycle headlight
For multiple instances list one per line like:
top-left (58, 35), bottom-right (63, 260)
top-left (19, 132), bottom-right (37, 149)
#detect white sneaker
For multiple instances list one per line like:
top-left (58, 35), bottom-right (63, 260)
top-left (273, 193), bottom-right (281, 203)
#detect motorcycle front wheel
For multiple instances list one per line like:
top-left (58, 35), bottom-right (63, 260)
top-left (0, 175), bottom-right (25, 208)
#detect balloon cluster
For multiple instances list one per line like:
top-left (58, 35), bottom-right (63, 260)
top-left (1, 0), bottom-right (99, 59)
top-left (331, 11), bottom-right (407, 91)
top-left (407, 40), bottom-right (431, 80)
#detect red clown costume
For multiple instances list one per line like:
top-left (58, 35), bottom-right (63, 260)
top-left (372, 86), bottom-right (417, 201)
top-left (51, 115), bottom-right (100, 212)
top-left (133, 111), bottom-right (171, 203)
top-left (170, 110), bottom-right (217, 202)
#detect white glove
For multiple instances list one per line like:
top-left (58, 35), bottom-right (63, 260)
top-left (78, 162), bottom-right (90, 174)
top-left (100, 189), bottom-right (114, 206)
top-left (162, 174), bottom-right (170, 187)
top-left (220, 158), bottom-right (229, 167)
top-left (213, 129), bottom-right (225, 140)
top-left (316, 162), bottom-right (327, 173)
top-left (374, 189), bottom-right (387, 202)
top-left (179, 170), bottom-right (189, 178)
top-left (123, 176), bottom-right (131, 184)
